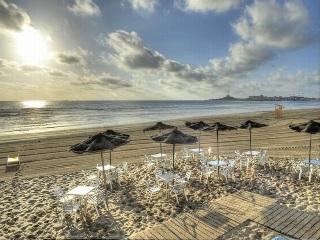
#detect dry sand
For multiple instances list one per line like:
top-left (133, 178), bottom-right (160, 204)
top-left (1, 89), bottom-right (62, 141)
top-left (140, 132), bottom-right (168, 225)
top-left (0, 108), bottom-right (320, 239)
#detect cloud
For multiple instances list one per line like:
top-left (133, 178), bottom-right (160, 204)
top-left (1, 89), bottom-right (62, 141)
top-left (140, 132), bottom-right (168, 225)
top-left (107, 30), bottom-right (165, 69)
top-left (208, 0), bottom-right (314, 79)
top-left (48, 69), bottom-right (69, 78)
top-left (175, 0), bottom-right (241, 13)
top-left (56, 49), bottom-right (88, 65)
top-left (57, 53), bottom-right (82, 64)
top-left (0, 0), bottom-right (30, 31)
top-left (127, 0), bottom-right (157, 13)
top-left (107, 30), bottom-right (217, 87)
top-left (74, 73), bottom-right (133, 89)
top-left (210, 42), bottom-right (274, 77)
top-left (68, 0), bottom-right (101, 16)
top-left (233, 0), bottom-right (313, 49)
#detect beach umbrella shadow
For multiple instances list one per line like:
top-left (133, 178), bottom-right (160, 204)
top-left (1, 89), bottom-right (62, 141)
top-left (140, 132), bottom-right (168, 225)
top-left (143, 122), bottom-right (176, 161)
top-left (151, 128), bottom-right (198, 169)
top-left (239, 120), bottom-right (268, 154)
top-left (289, 120), bottom-right (320, 167)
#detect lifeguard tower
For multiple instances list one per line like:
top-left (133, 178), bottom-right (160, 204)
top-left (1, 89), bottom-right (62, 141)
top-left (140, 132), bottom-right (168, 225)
top-left (275, 103), bottom-right (284, 118)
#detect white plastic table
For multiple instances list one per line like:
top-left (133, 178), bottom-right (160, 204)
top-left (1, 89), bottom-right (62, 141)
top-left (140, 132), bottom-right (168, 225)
top-left (96, 165), bottom-right (116, 171)
top-left (190, 148), bottom-right (204, 153)
top-left (303, 159), bottom-right (320, 166)
top-left (66, 186), bottom-right (95, 218)
top-left (207, 160), bottom-right (230, 167)
top-left (151, 153), bottom-right (167, 159)
top-left (66, 186), bottom-right (95, 196)
top-left (156, 171), bottom-right (179, 198)
top-left (244, 150), bottom-right (260, 156)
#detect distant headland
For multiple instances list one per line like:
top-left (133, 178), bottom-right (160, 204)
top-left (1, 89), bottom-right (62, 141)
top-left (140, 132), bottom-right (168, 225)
top-left (209, 94), bottom-right (319, 101)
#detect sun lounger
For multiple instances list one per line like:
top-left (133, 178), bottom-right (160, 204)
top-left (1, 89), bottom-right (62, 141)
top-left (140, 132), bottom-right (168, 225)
top-left (6, 154), bottom-right (20, 169)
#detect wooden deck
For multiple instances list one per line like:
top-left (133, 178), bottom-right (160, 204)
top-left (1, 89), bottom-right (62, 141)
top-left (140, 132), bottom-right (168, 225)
top-left (130, 191), bottom-right (320, 239)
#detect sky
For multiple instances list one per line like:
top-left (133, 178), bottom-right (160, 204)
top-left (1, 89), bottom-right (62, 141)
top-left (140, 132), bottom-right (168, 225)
top-left (0, 0), bottom-right (319, 100)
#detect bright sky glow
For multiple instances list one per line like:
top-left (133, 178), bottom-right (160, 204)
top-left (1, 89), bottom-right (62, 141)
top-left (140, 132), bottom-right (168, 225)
top-left (14, 26), bottom-right (52, 65)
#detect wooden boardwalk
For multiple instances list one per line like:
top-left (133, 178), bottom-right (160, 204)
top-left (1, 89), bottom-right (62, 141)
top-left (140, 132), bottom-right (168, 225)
top-left (130, 191), bottom-right (320, 239)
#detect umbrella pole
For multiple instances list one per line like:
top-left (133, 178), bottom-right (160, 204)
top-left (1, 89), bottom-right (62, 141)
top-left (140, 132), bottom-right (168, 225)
top-left (160, 129), bottom-right (163, 161)
top-left (249, 128), bottom-right (252, 155)
top-left (109, 151), bottom-right (112, 166)
top-left (217, 130), bottom-right (220, 176)
top-left (309, 134), bottom-right (312, 168)
top-left (172, 144), bottom-right (175, 169)
top-left (101, 152), bottom-right (107, 188)
top-left (198, 131), bottom-right (201, 152)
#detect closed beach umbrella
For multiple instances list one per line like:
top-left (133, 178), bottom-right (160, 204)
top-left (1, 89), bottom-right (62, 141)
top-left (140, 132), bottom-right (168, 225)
top-left (143, 122), bottom-right (175, 160)
top-left (185, 121), bottom-right (209, 152)
top-left (151, 128), bottom-right (198, 169)
top-left (239, 120), bottom-right (268, 154)
top-left (70, 132), bottom-right (130, 187)
top-left (289, 120), bottom-right (320, 167)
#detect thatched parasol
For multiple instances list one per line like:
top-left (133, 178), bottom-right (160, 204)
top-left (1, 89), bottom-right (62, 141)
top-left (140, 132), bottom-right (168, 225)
top-left (70, 131), bottom-right (130, 187)
top-left (289, 120), bottom-right (320, 167)
top-left (143, 122), bottom-right (175, 160)
top-left (185, 121), bottom-right (209, 152)
top-left (239, 120), bottom-right (268, 154)
top-left (151, 128), bottom-right (197, 169)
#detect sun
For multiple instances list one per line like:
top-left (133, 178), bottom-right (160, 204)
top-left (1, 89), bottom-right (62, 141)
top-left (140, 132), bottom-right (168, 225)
top-left (15, 26), bottom-right (52, 65)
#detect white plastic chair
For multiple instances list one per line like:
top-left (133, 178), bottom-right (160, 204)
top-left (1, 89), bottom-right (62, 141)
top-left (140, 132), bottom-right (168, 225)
top-left (199, 166), bottom-right (215, 184)
top-left (146, 182), bottom-right (161, 203)
top-left (87, 190), bottom-right (109, 216)
top-left (61, 198), bottom-right (80, 225)
top-left (144, 155), bottom-right (155, 169)
top-left (170, 182), bottom-right (188, 204)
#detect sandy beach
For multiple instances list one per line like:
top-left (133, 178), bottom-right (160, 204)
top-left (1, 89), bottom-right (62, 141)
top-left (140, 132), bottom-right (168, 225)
top-left (1, 108), bottom-right (320, 239)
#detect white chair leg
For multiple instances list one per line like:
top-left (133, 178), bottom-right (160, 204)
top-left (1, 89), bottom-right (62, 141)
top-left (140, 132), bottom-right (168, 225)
top-left (309, 169), bottom-right (313, 182)
top-left (299, 167), bottom-right (302, 180)
top-left (175, 194), bottom-right (179, 205)
top-left (73, 212), bottom-right (77, 226)
top-left (184, 190), bottom-right (188, 201)
top-left (94, 205), bottom-right (100, 216)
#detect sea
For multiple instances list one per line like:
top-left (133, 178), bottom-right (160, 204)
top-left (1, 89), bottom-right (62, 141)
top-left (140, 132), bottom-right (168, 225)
top-left (0, 100), bottom-right (319, 137)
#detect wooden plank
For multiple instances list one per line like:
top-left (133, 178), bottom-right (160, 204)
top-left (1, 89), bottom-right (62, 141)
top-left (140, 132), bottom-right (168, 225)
top-left (309, 224), bottom-right (320, 240)
top-left (139, 229), bottom-right (160, 240)
top-left (286, 212), bottom-right (314, 236)
top-left (256, 205), bottom-right (285, 224)
top-left (264, 206), bottom-right (293, 228)
top-left (213, 197), bottom-right (260, 218)
top-left (156, 224), bottom-right (184, 240)
top-left (166, 218), bottom-right (197, 240)
top-left (281, 210), bottom-right (308, 234)
top-left (271, 207), bottom-right (301, 232)
top-left (186, 212), bottom-right (226, 234)
top-left (208, 203), bottom-right (246, 224)
top-left (295, 216), bottom-right (320, 239)
top-left (253, 204), bottom-right (280, 222)
top-left (150, 225), bottom-right (171, 240)
top-left (234, 191), bottom-right (276, 206)
top-left (175, 214), bottom-right (219, 239)
top-left (180, 213), bottom-right (222, 236)
top-left (194, 209), bottom-right (237, 231)
top-left (304, 220), bottom-right (320, 240)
